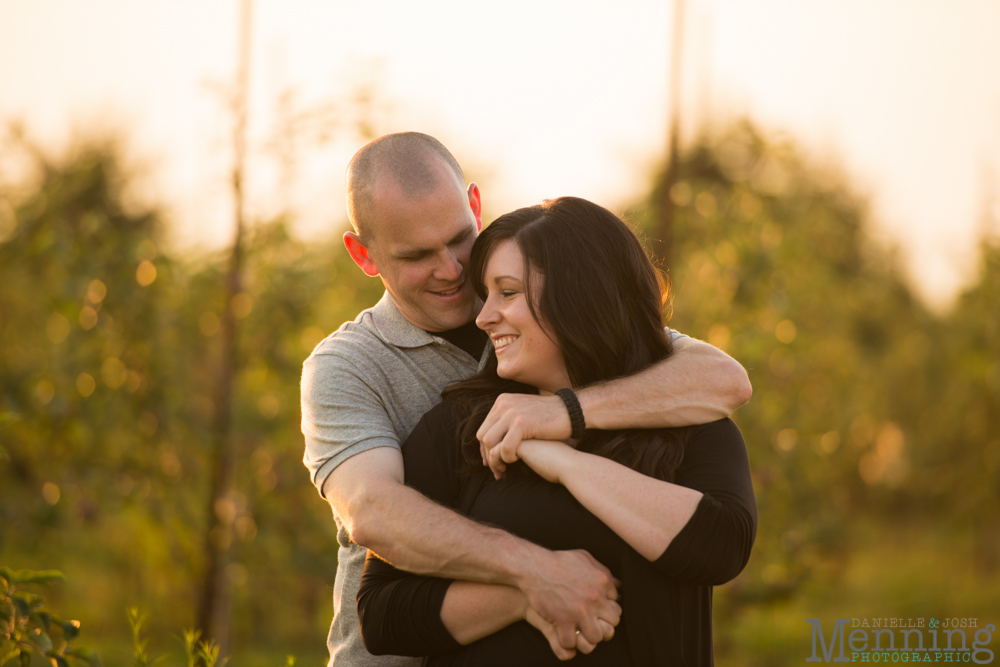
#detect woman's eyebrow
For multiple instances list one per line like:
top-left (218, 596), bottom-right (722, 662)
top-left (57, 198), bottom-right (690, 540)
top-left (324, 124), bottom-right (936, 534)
top-left (491, 274), bottom-right (522, 284)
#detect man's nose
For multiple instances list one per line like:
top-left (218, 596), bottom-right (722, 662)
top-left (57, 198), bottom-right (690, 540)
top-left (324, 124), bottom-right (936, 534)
top-left (435, 248), bottom-right (463, 282)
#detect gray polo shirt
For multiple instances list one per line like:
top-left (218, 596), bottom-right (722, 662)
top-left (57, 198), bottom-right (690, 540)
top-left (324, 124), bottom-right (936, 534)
top-left (301, 291), bottom-right (488, 666)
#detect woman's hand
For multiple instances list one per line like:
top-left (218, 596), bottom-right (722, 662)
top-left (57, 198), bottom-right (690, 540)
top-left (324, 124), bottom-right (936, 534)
top-left (497, 439), bottom-right (578, 483)
top-left (477, 393), bottom-right (574, 478)
top-left (524, 602), bottom-right (616, 661)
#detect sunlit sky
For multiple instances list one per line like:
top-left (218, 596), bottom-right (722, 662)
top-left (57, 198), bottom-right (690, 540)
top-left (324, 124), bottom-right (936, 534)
top-left (2, 0), bottom-right (999, 308)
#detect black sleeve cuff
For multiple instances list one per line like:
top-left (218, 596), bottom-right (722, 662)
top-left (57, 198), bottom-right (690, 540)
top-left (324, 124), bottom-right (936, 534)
top-left (653, 493), bottom-right (754, 585)
top-left (357, 554), bottom-right (464, 656)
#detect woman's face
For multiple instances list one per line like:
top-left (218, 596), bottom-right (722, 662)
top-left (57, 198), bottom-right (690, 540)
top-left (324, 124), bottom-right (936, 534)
top-left (475, 240), bottom-right (571, 395)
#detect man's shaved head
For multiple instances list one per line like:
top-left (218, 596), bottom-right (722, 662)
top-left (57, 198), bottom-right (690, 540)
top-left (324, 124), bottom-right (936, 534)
top-left (346, 132), bottom-right (466, 246)
top-left (341, 132), bottom-right (483, 331)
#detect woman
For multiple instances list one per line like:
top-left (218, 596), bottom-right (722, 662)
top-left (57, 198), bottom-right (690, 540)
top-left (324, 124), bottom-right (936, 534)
top-left (356, 197), bottom-right (757, 665)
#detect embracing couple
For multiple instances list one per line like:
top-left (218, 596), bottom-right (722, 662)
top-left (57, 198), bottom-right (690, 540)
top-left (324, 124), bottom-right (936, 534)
top-left (301, 132), bottom-right (757, 666)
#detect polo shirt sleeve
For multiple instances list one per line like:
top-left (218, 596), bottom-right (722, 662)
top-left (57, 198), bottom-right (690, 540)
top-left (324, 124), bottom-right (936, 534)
top-left (301, 350), bottom-right (400, 498)
top-left (666, 327), bottom-right (687, 342)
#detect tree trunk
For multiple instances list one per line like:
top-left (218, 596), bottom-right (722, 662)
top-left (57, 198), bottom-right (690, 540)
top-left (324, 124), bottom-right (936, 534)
top-left (655, 0), bottom-right (685, 273)
top-left (196, 0), bottom-right (253, 655)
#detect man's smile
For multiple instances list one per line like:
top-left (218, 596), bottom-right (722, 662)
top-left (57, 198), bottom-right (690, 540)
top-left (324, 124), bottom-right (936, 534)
top-left (428, 280), bottom-right (467, 299)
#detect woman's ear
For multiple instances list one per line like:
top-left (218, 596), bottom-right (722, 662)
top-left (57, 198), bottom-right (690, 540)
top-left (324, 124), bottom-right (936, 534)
top-left (344, 231), bottom-right (380, 277)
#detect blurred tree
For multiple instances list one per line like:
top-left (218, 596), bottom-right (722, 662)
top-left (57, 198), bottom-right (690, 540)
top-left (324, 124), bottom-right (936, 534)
top-left (638, 121), bottom-right (940, 620)
top-left (3, 117), bottom-right (998, 666)
top-left (0, 138), bottom-right (382, 663)
top-left (917, 237), bottom-right (1000, 571)
top-left (196, 0), bottom-right (253, 650)
top-left (0, 137), bottom-right (207, 650)
top-left (652, 0), bottom-right (686, 271)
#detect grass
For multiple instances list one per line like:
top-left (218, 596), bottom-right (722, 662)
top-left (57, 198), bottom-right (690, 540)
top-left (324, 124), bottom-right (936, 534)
top-left (715, 516), bottom-right (1000, 666)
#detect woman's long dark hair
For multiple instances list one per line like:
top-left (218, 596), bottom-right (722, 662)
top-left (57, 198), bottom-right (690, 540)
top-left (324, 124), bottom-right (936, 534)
top-left (442, 196), bottom-right (689, 482)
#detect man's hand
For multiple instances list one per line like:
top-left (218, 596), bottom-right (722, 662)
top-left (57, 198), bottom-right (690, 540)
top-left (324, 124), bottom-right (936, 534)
top-left (516, 548), bottom-right (621, 652)
top-left (477, 393), bottom-right (572, 478)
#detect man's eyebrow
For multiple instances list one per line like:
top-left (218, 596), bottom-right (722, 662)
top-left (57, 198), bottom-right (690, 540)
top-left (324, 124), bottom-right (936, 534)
top-left (393, 227), bottom-right (472, 258)
top-left (447, 227), bottom-right (472, 245)
top-left (393, 247), bottom-right (428, 259)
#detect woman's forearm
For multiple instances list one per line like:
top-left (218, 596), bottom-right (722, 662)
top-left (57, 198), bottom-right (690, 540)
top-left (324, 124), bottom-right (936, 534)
top-left (440, 582), bottom-right (526, 644)
top-left (562, 450), bottom-right (702, 560)
top-left (520, 441), bottom-right (703, 561)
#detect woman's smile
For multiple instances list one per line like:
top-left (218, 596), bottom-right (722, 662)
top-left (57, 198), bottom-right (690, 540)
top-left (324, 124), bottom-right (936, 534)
top-left (491, 334), bottom-right (519, 352)
top-left (475, 240), bottom-right (571, 394)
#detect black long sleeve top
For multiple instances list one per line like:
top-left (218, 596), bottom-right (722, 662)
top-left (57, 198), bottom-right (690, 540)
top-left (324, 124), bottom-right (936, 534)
top-left (357, 400), bottom-right (757, 666)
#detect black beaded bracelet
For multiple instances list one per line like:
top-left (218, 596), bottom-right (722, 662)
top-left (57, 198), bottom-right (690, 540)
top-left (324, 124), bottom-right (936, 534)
top-left (555, 388), bottom-right (586, 440)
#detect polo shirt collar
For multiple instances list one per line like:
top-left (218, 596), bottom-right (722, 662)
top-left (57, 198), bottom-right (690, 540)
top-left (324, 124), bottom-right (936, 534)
top-left (370, 291), bottom-right (437, 349)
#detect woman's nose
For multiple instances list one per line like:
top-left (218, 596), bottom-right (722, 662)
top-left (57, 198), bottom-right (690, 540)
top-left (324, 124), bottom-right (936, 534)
top-left (476, 295), bottom-right (500, 330)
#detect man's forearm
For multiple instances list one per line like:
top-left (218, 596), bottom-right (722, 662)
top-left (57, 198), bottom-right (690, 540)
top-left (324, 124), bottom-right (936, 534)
top-left (357, 483), bottom-right (620, 648)
top-left (347, 475), bottom-right (544, 586)
top-left (327, 446), bottom-right (619, 648)
top-left (577, 336), bottom-right (751, 429)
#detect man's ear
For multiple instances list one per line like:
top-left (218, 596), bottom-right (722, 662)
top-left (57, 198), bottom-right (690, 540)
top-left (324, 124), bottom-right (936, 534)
top-left (344, 231), bottom-right (380, 277)
top-left (467, 182), bottom-right (483, 231)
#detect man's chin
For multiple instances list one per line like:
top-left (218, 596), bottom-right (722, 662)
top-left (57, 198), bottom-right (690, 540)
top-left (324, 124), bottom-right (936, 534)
top-left (436, 313), bottom-right (477, 331)
top-left (428, 305), bottom-right (477, 331)
top-left (388, 289), bottom-right (472, 331)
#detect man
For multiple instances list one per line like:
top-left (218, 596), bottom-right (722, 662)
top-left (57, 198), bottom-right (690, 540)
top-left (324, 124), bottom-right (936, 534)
top-left (302, 132), bottom-right (752, 665)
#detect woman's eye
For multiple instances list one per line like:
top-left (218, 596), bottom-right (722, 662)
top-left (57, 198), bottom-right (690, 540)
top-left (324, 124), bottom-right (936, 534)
top-left (500, 291), bottom-right (517, 298)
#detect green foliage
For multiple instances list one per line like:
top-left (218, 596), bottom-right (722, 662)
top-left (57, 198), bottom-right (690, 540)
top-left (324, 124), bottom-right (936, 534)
top-left (195, 640), bottom-right (223, 667)
top-left (634, 122), bottom-right (1000, 661)
top-left (182, 630), bottom-right (199, 667)
top-left (0, 566), bottom-right (97, 667)
top-left (178, 629), bottom-right (237, 667)
top-left (126, 608), bottom-right (155, 667)
top-left (0, 139), bottom-right (373, 662)
top-left (1, 123), bottom-right (998, 665)
top-left (1, 570), bottom-right (271, 667)
top-left (918, 237), bottom-right (1000, 566)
